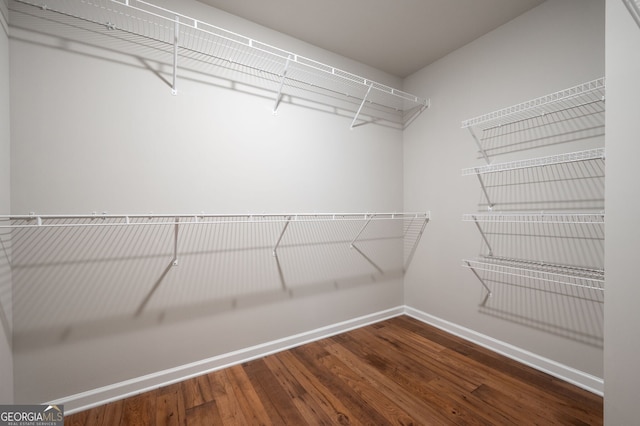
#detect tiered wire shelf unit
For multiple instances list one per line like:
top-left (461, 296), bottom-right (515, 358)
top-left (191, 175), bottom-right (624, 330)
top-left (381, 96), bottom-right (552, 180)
top-left (623, 0), bottom-right (640, 27)
top-left (461, 78), bottom-right (606, 299)
top-left (11, 0), bottom-right (428, 128)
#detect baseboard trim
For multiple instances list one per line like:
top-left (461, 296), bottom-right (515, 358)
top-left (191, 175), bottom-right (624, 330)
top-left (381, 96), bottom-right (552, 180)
top-left (53, 306), bottom-right (405, 415)
top-left (404, 306), bottom-right (604, 396)
top-left (54, 304), bottom-right (603, 414)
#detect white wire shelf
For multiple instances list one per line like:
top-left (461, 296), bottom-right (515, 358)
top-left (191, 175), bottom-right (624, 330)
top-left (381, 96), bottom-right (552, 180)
top-left (461, 148), bottom-right (605, 176)
top-left (12, 0), bottom-right (428, 128)
top-left (463, 256), bottom-right (604, 292)
top-left (461, 77), bottom-right (605, 130)
top-left (0, 211), bottom-right (430, 229)
top-left (623, 0), bottom-right (640, 27)
top-left (462, 212), bottom-right (605, 225)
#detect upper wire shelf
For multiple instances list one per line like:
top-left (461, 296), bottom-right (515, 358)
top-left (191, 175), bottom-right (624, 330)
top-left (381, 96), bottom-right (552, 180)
top-left (461, 148), bottom-right (605, 176)
top-left (461, 78), bottom-right (605, 130)
top-left (0, 211), bottom-right (430, 229)
top-left (12, 0), bottom-right (428, 128)
top-left (462, 213), bottom-right (605, 225)
top-left (623, 0), bottom-right (640, 27)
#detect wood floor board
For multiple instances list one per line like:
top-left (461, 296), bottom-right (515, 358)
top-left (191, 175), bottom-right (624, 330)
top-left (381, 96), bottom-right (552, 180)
top-left (205, 370), bottom-right (249, 425)
top-left (65, 315), bottom-right (603, 425)
top-left (324, 339), bottom-right (461, 425)
top-left (274, 350), bottom-right (357, 424)
top-left (261, 354), bottom-right (338, 425)
top-left (290, 342), bottom-right (394, 425)
top-left (242, 358), bottom-right (307, 425)
top-left (181, 374), bottom-right (214, 410)
top-left (222, 365), bottom-right (272, 425)
top-left (155, 384), bottom-right (186, 426)
top-left (185, 401), bottom-right (223, 426)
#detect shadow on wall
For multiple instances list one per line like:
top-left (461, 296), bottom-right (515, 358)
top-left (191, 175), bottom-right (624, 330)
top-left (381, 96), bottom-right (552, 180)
top-left (9, 216), bottom-right (426, 352)
top-left (478, 272), bottom-right (603, 348)
top-left (8, 1), bottom-right (425, 130)
top-left (477, 157), bottom-right (605, 212)
top-left (474, 99), bottom-right (605, 161)
top-left (0, 225), bottom-right (11, 350)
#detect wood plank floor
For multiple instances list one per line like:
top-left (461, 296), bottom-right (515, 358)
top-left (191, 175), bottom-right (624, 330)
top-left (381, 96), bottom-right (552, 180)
top-left (66, 315), bottom-right (603, 425)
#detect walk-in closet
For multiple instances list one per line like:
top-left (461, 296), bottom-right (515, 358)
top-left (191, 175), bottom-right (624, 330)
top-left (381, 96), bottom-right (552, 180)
top-left (1, 0), bottom-right (639, 424)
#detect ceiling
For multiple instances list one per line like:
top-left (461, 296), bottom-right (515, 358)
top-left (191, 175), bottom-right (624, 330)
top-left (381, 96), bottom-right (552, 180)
top-left (197, 0), bottom-right (546, 78)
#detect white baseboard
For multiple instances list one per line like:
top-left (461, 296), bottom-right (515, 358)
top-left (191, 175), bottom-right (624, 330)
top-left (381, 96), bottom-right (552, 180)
top-left (404, 306), bottom-right (604, 396)
top-left (53, 306), bottom-right (405, 415)
top-left (54, 304), bottom-right (602, 415)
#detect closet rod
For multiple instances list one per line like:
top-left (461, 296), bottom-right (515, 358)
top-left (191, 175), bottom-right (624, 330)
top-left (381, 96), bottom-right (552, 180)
top-left (0, 211), bottom-right (430, 229)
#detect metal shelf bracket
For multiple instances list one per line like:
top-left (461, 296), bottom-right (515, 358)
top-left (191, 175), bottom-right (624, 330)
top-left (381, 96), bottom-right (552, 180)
top-left (464, 260), bottom-right (492, 297)
top-left (475, 172), bottom-right (494, 210)
top-left (273, 55), bottom-right (292, 113)
top-left (467, 127), bottom-right (491, 164)
top-left (471, 215), bottom-right (494, 257)
top-left (350, 83), bottom-right (373, 129)
top-left (273, 216), bottom-right (291, 257)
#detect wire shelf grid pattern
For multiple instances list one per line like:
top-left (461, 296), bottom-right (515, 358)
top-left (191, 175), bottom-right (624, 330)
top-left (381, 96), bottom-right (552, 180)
top-left (13, 0), bottom-right (428, 117)
top-left (1, 212), bottom-right (430, 229)
top-left (462, 213), bottom-right (605, 225)
top-left (461, 148), bottom-right (605, 176)
top-left (461, 78), bottom-right (605, 130)
top-left (463, 256), bottom-right (604, 291)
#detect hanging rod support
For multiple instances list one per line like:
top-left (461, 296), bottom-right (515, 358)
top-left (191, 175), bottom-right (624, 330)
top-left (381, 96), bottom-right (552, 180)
top-left (467, 127), bottom-right (491, 164)
top-left (351, 84), bottom-right (373, 129)
top-left (273, 55), bottom-right (292, 113)
top-left (472, 215), bottom-right (494, 257)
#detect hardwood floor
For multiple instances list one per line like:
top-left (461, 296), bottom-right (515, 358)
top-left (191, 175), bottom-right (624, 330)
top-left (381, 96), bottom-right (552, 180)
top-left (66, 315), bottom-right (603, 425)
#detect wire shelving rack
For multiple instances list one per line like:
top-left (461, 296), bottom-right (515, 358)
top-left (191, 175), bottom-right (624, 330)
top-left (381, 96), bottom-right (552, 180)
top-left (1, 211), bottom-right (430, 281)
top-left (1, 211), bottom-right (429, 229)
top-left (461, 148), bottom-right (605, 176)
top-left (11, 0), bottom-right (428, 128)
top-left (462, 213), bottom-right (605, 225)
top-left (461, 78), bottom-right (605, 164)
top-left (462, 256), bottom-right (604, 296)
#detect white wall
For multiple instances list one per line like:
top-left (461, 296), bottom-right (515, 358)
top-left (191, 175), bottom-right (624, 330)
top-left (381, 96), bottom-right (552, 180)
top-left (403, 0), bottom-right (605, 384)
top-left (0, 0), bottom-right (13, 405)
top-left (8, 0), bottom-right (408, 408)
top-left (604, 0), bottom-right (640, 424)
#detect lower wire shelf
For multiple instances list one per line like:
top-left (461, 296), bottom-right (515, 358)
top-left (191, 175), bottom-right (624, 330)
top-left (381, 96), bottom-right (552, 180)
top-left (463, 256), bottom-right (605, 296)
